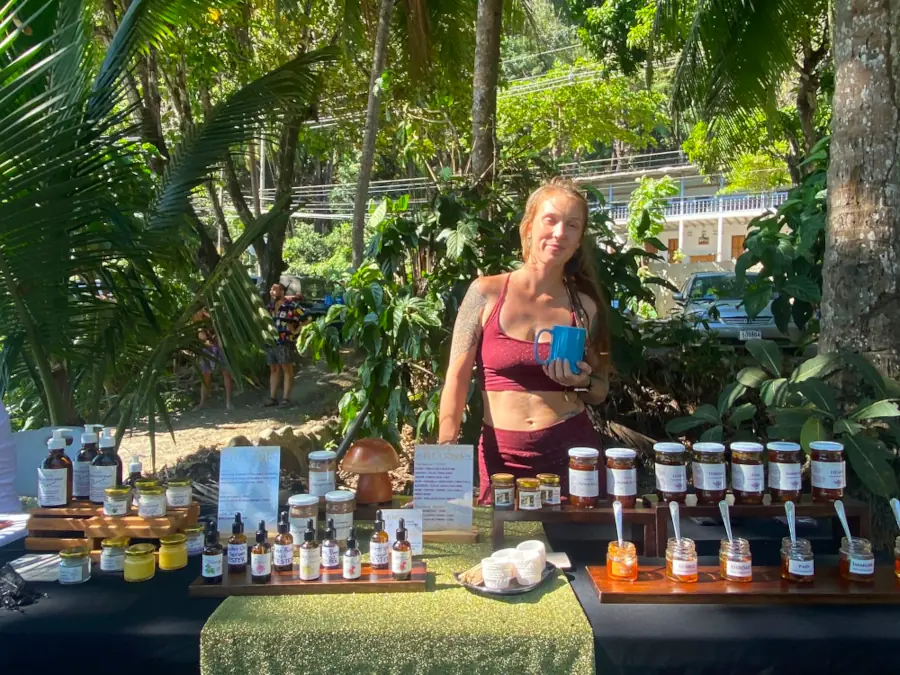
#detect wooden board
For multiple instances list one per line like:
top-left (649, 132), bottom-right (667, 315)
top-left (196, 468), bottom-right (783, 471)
top-left (587, 564), bottom-right (900, 605)
top-left (188, 561), bottom-right (427, 597)
top-left (423, 527), bottom-right (479, 544)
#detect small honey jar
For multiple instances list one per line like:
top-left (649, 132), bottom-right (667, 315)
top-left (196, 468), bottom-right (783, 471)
top-left (606, 540), bottom-right (638, 581)
top-left (516, 478), bottom-right (541, 510)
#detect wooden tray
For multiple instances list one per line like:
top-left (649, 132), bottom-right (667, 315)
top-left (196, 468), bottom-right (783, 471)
top-left (588, 564), bottom-right (900, 605)
top-left (188, 561), bottom-right (427, 597)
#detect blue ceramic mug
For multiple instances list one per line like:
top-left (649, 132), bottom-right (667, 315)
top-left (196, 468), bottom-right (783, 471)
top-left (533, 325), bottom-right (587, 375)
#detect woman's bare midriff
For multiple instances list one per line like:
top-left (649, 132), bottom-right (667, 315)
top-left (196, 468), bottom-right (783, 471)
top-left (482, 390), bottom-right (585, 431)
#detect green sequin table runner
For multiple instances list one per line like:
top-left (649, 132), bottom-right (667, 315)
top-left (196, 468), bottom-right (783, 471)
top-left (200, 509), bottom-right (594, 675)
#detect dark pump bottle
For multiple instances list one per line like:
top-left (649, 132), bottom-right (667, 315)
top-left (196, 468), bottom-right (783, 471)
top-left (38, 429), bottom-right (72, 508)
top-left (90, 427), bottom-right (122, 504)
top-left (202, 520), bottom-right (224, 584)
top-left (251, 520), bottom-right (272, 584)
top-left (227, 512), bottom-right (248, 573)
top-left (73, 424), bottom-right (100, 500)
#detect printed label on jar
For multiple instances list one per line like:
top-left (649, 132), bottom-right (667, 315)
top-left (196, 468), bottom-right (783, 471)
top-left (768, 461), bottom-right (802, 491)
top-left (494, 487), bottom-right (514, 507)
top-left (541, 486), bottom-right (561, 505)
top-left (329, 511), bottom-right (353, 541)
top-left (138, 495), bottom-right (166, 517)
top-left (788, 559), bottom-right (814, 576)
top-left (726, 560), bottom-right (752, 578)
top-left (289, 517), bottom-right (316, 543)
top-left (103, 499), bottom-right (128, 516)
top-left (343, 553), bottom-right (361, 580)
top-left (273, 544), bottom-right (294, 568)
top-left (849, 557), bottom-right (874, 575)
top-left (202, 553), bottom-right (223, 578)
top-left (606, 468), bottom-right (637, 497)
top-left (692, 462), bottom-right (726, 491)
top-left (309, 470), bottom-right (335, 497)
top-left (251, 552), bottom-right (272, 577)
top-left (58, 564), bottom-right (84, 584)
top-left (166, 487), bottom-right (192, 508)
top-left (100, 551), bottom-right (125, 572)
top-left (671, 559), bottom-right (697, 576)
top-left (655, 463), bottom-right (686, 493)
top-left (812, 460), bottom-right (846, 489)
top-left (38, 468), bottom-right (68, 506)
top-left (569, 467), bottom-right (599, 498)
top-left (73, 461), bottom-right (91, 498)
top-left (391, 549), bottom-right (412, 575)
top-left (518, 490), bottom-right (541, 510)
top-left (732, 463), bottom-right (765, 493)
top-left (322, 544), bottom-right (340, 568)
top-left (227, 543), bottom-right (247, 566)
top-left (89, 465), bottom-right (117, 502)
top-left (370, 541), bottom-right (390, 566)
top-left (299, 548), bottom-right (321, 580)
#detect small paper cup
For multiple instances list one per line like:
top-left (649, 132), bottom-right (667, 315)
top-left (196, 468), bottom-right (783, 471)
top-left (516, 540), bottom-right (547, 568)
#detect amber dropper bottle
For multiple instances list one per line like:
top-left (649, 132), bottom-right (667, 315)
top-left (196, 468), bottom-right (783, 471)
top-left (391, 518), bottom-right (412, 581)
top-left (251, 520), bottom-right (272, 584)
top-left (370, 509), bottom-right (390, 570)
top-left (227, 512), bottom-right (248, 574)
top-left (322, 518), bottom-right (340, 570)
top-left (202, 520), bottom-right (224, 585)
top-left (273, 511), bottom-right (294, 572)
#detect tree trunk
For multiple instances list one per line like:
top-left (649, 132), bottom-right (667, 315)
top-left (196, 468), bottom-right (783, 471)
top-left (820, 0), bottom-right (900, 378)
top-left (471, 0), bottom-right (502, 187)
top-left (351, 0), bottom-right (395, 269)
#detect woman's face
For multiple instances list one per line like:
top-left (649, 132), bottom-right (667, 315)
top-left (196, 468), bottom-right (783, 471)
top-left (529, 192), bottom-right (584, 267)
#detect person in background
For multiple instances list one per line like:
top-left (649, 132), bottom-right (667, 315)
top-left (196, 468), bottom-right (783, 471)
top-left (264, 282), bottom-right (304, 407)
top-left (194, 309), bottom-right (234, 411)
top-left (0, 399), bottom-right (20, 513)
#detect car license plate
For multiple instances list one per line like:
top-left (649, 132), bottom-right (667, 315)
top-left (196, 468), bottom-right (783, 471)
top-left (739, 329), bottom-right (762, 341)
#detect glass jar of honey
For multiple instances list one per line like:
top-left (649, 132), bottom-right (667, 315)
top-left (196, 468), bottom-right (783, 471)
top-left (568, 447), bottom-right (600, 508)
top-left (692, 443), bottom-right (727, 505)
top-left (780, 537), bottom-right (814, 583)
top-left (654, 442), bottom-right (687, 503)
top-left (730, 442), bottom-right (765, 505)
top-left (767, 441), bottom-right (803, 503)
top-left (491, 473), bottom-right (516, 509)
top-left (810, 441), bottom-right (845, 502)
top-left (516, 478), bottom-right (541, 510)
top-left (159, 533), bottom-right (188, 571)
top-left (719, 538), bottom-right (752, 582)
top-left (537, 473), bottom-right (561, 506)
top-left (605, 448), bottom-right (637, 508)
top-left (124, 543), bottom-right (156, 582)
top-left (666, 537), bottom-right (698, 583)
top-left (839, 536), bottom-right (874, 583)
top-left (606, 540), bottom-right (638, 581)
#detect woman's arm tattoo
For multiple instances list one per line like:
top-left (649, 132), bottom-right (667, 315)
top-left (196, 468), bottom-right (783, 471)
top-left (448, 280), bottom-right (487, 367)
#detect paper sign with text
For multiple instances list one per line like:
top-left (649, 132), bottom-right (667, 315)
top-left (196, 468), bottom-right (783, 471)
top-left (217, 446), bottom-right (280, 529)
top-left (380, 508), bottom-right (423, 555)
top-left (412, 444), bottom-right (474, 532)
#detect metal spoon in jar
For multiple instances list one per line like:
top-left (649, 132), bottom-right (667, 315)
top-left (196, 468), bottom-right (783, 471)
top-left (613, 500), bottom-right (624, 548)
top-left (669, 500), bottom-right (682, 545)
top-left (719, 500), bottom-right (734, 544)
top-left (890, 498), bottom-right (900, 531)
top-left (785, 500), bottom-right (797, 546)
top-left (834, 500), bottom-right (854, 545)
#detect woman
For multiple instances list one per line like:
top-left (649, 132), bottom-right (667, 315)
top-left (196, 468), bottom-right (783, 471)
top-left (438, 178), bottom-right (610, 503)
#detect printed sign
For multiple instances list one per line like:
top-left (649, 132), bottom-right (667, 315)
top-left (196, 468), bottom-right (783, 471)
top-left (381, 508), bottom-right (423, 555)
top-left (217, 446), bottom-right (280, 529)
top-left (412, 444), bottom-right (474, 532)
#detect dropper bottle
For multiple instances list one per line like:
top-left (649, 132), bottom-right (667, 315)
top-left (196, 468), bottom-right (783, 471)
top-left (370, 509), bottom-right (390, 570)
top-left (251, 520), bottom-right (272, 584)
top-left (391, 518), bottom-right (412, 580)
top-left (227, 512), bottom-right (248, 573)
top-left (38, 429), bottom-right (72, 507)
top-left (343, 527), bottom-right (361, 580)
top-left (299, 518), bottom-right (321, 581)
top-left (322, 517), bottom-right (340, 569)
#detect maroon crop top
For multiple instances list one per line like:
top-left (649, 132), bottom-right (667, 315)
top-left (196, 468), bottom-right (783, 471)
top-left (476, 274), bottom-right (578, 392)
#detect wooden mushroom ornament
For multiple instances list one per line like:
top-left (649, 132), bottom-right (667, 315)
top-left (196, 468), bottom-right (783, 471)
top-left (341, 438), bottom-right (400, 504)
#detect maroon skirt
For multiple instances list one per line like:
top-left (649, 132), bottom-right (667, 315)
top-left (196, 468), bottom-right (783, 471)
top-left (477, 411), bottom-right (602, 504)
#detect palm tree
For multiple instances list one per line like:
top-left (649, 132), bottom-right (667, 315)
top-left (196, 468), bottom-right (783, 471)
top-left (0, 0), bottom-right (333, 464)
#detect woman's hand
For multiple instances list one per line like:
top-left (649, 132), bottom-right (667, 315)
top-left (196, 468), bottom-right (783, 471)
top-left (543, 358), bottom-right (592, 388)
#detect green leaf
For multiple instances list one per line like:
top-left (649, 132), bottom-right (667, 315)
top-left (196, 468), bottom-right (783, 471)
top-left (729, 403), bottom-right (757, 426)
top-left (699, 425), bottom-right (724, 442)
top-left (833, 418), bottom-right (863, 436)
top-left (842, 352), bottom-right (887, 397)
top-left (783, 276), bottom-right (821, 303)
top-left (693, 403), bottom-right (722, 424)
top-left (745, 339), bottom-right (782, 376)
top-left (736, 367), bottom-right (769, 388)
top-left (718, 382), bottom-right (747, 416)
top-left (849, 400), bottom-right (900, 421)
top-left (844, 434), bottom-right (900, 498)
top-left (790, 354), bottom-right (842, 383)
top-left (760, 378), bottom-right (789, 407)
top-left (770, 294), bottom-right (790, 334)
top-left (794, 380), bottom-right (838, 416)
top-left (665, 416), bottom-right (712, 434)
top-left (743, 285), bottom-right (773, 319)
top-left (799, 416), bottom-right (827, 452)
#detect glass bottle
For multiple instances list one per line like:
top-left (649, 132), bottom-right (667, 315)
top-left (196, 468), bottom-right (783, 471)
top-left (73, 424), bottom-right (101, 501)
top-left (605, 448), bottom-right (638, 508)
top-left (273, 511), bottom-right (294, 572)
top-left (780, 537), bottom-right (814, 583)
top-left (606, 540), bottom-right (638, 581)
top-left (369, 509), bottom-right (390, 570)
top-left (730, 442), bottom-right (765, 505)
top-left (343, 527), bottom-right (362, 580)
top-left (125, 457), bottom-right (143, 508)
top-left (299, 518), bottom-right (321, 581)
top-left (38, 429), bottom-right (72, 508)
top-left (654, 442), bottom-right (687, 504)
top-left (767, 441), bottom-right (803, 503)
top-left (665, 537), bottom-right (698, 583)
top-left (321, 518), bottom-right (340, 569)
top-left (839, 536), bottom-right (874, 583)
top-left (692, 442), bottom-right (727, 505)
top-left (90, 428), bottom-right (122, 504)
top-left (719, 538), bottom-right (752, 582)
top-left (391, 518), bottom-right (413, 581)
top-left (202, 520), bottom-right (224, 584)
top-left (251, 520), bottom-right (272, 584)
top-left (227, 512), bottom-right (248, 574)
top-left (568, 447), bottom-right (600, 508)
top-left (810, 441), bottom-right (845, 502)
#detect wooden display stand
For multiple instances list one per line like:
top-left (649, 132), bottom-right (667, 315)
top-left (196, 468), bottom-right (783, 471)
top-left (25, 501), bottom-right (200, 552)
top-left (188, 562), bottom-right (428, 597)
top-left (352, 497), bottom-right (480, 544)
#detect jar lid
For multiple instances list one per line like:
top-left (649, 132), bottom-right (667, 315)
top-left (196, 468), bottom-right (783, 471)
top-left (536, 473), bottom-right (560, 484)
top-left (491, 473), bottom-right (515, 485)
top-left (653, 442), bottom-right (686, 454)
top-left (516, 478), bottom-right (540, 489)
top-left (182, 524), bottom-right (204, 534)
top-left (288, 493), bottom-right (320, 507)
top-left (810, 441), bottom-right (843, 452)
top-left (159, 533), bottom-right (187, 546)
top-left (104, 487), bottom-right (131, 497)
top-left (568, 447), bottom-right (599, 459)
top-left (166, 479), bottom-right (192, 487)
top-left (693, 442), bottom-right (726, 453)
top-left (605, 448), bottom-right (637, 459)
top-left (767, 441), bottom-right (801, 451)
top-left (730, 442), bottom-right (764, 453)
top-left (309, 450), bottom-right (337, 461)
top-left (126, 543), bottom-right (156, 556)
top-left (139, 486), bottom-right (165, 495)
top-left (325, 489), bottom-right (356, 502)
top-left (59, 545), bottom-right (90, 559)
top-left (101, 536), bottom-right (130, 548)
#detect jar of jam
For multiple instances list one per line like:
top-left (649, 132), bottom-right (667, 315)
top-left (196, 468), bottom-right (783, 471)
top-left (839, 536), bottom-right (874, 583)
top-left (654, 442), bottom-right (687, 503)
top-left (536, 473), bottom-right (561, 506)
top-left (730, 442), bottom-right (765, 505)
top-left (780, 537), bottom-right (814, 583)
top-left (491, 473), bottom-right (515, 509)
top-left (568, 447), bottom-right (600, 508)
top-left (767, 441), bottom-right (803, 503)
top-left (308, 450), bottom-right (337, 498)
top-left (810, 441), bottom-right (845, 502)
top-left (605, 448), bottom-right (637, 508)
top-left (324, 490), bottom-right (355, 545)
top-left (692, 443), bottom-right (727, 505)
top-left (606, 540), bottom-right (638, 581)
top-left (719, 537), bottom-right (752, 582)
top-left (516, 478), bottom-right (541, 510)
top-left (666, 537), bottom-right (698, 583)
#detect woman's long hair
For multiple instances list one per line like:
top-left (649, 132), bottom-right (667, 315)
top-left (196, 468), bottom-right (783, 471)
top-left (519, 177), bottom-right (611, 372)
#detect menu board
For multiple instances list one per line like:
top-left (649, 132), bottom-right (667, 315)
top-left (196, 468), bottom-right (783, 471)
top-left (412, 444), bottom-right (474, 532)
top-left (217, 446), bottom-right (280, 529)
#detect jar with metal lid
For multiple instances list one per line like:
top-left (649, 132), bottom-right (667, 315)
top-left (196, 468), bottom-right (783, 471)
top-left (780, 537), bottom-right (814, 583)
top-left (124, 543), bottom-right (156, 582)
top-left (324, 490), bottom-right (355, 544)
top-left (606, 540), bottom-right (638, 581)
top-left (59, 546), bottom-right (91, 584)
top-left (132, 478), bottom-right (159, 508)
top-left (516, 478), bottom-right (541, 511)
top-left (491, 473), bottom-right (516, 509)
top-left (767, 441), bottom-right (803, 503)
top-left (308, 450), bottom-right (337, 498)
top-left (810, 441), bottom-right (845, 502)
top-left (654, 442), bottom-right (687, 503)
top-left (103, 486), bottom-right (130, 517)
top-left (537, 473), bottom-right (561, 506)
top-left (692, 443), bottom-right (727, 505)
top-left (839, 536), bottom-right (874, 583)
top-left (288, 494), bottom-right (319, 540)
top-left (605, 448), bottom-right (637, 508)
top-left (183, 524), bottom-right (205, 556)
top-left (100, 537), bottom-right (129, 574)
top-left (666, 537), bottom-right (698, 583)
top-left (730, 442), bottom-right (765, 504)
top-left (165, 479), bottom-right (193, 509)
top-left (719, 537), bottom-right (752, 582)
top-left (137, 485), bottom-right (167, 518)
top-left (568, 447), bottom-right (600, 508)
top-left (159, 533), bottom-right (188, 571)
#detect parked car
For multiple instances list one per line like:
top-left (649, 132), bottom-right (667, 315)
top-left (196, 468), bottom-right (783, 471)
top-left (673, 271), bottom-right (801, 344)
